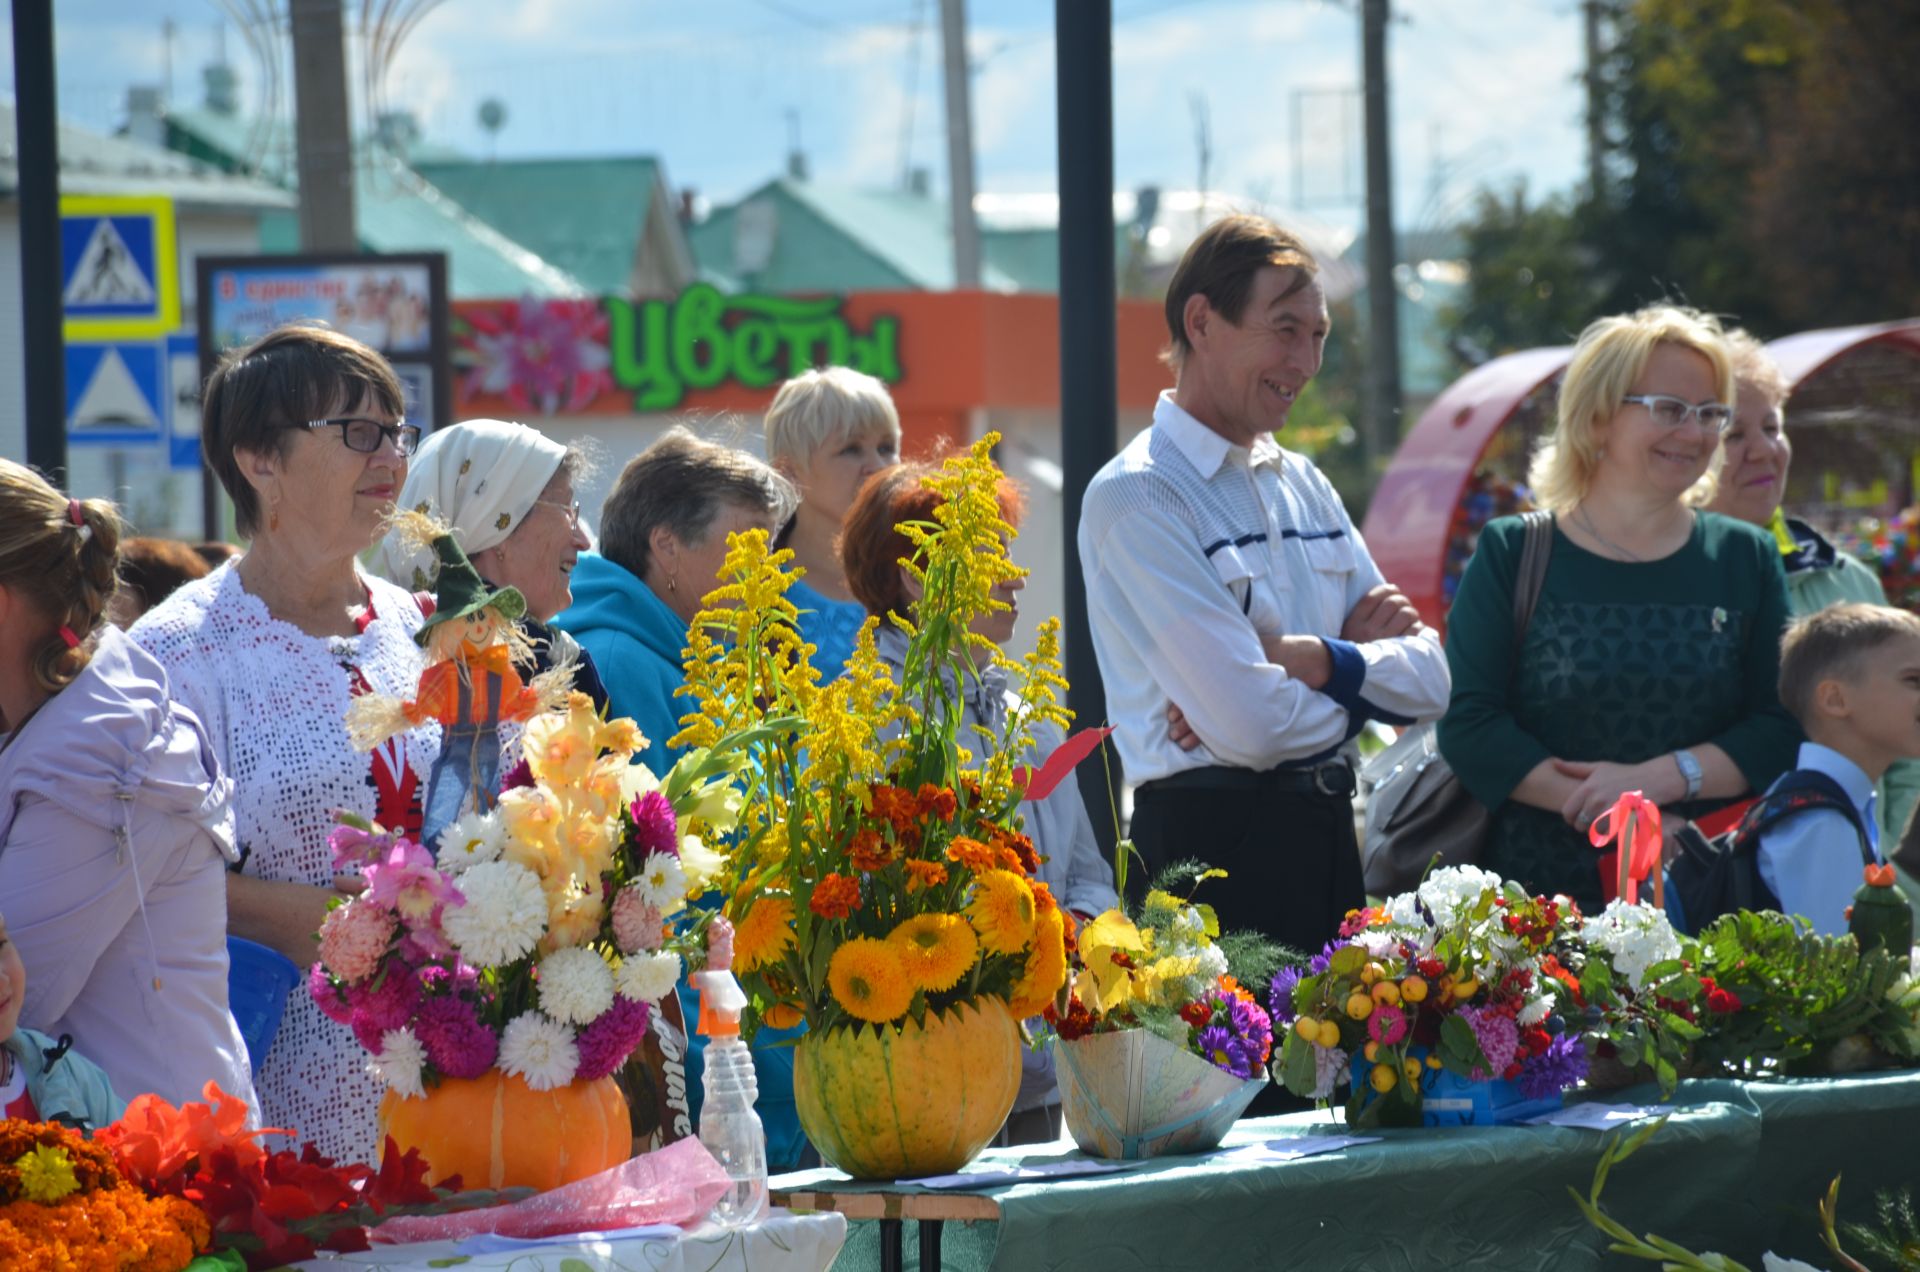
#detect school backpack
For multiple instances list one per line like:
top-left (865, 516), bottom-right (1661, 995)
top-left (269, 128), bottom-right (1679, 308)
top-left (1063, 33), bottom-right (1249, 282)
top-left (1666, 769), bottom-right (1875, 935)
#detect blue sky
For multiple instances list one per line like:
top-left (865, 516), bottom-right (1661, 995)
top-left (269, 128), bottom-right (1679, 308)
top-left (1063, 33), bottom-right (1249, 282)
top-left (34, 0), bottom-right (1587, 236)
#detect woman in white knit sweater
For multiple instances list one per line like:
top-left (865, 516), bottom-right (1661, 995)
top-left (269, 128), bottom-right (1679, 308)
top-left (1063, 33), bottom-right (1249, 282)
top-left (132, 324), bottom-right (438, 1162)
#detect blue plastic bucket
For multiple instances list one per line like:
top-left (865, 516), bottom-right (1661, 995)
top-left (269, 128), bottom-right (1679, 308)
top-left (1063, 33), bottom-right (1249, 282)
top-left (227, 936), bottom-right (301, 1074)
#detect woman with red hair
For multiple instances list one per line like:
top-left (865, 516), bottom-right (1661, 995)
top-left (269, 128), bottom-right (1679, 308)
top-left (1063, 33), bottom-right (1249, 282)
top-left (840, 460), bottom-right (1117, 1143)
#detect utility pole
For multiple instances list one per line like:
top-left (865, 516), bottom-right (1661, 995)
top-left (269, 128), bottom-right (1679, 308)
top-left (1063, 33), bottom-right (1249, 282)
top-left (15, 0), bottom-right (64, 483)
top-left (1360, 0), bottom-right (1402, 463)
top-left (1584, 0), bottom-right (1607, 200)
top-left (1055, 0), bottom-right (1118, 852)
top-left (289, 0), bottom-right (357, 251)
top-left (939, 0), bottom-right (982, 288)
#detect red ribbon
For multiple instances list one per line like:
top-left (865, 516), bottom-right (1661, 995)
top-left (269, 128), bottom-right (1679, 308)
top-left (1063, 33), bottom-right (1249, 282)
top-left (1012, 726), bottom-right (1115, 801)
top-left (67, 497), bottom-right (83, 526)
top-left (1589, 789), bottom-right (1665, 908)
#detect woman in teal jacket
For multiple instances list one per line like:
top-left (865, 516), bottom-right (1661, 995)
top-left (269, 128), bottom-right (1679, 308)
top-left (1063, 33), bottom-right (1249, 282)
top-left (554, 426), bottom-right (817, 1168)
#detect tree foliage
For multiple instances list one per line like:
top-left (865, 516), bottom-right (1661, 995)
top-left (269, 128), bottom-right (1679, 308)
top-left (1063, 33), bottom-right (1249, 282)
top-left (1447, 0), bottom-right (1920, 357)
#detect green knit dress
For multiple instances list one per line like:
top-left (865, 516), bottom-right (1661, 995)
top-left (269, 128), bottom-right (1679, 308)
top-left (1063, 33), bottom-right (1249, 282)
top-left (1437, 512), bottom-right (1801, 908)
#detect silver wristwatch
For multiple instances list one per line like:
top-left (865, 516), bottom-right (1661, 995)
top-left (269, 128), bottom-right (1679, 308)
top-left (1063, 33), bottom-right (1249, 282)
top-left (1672, 748), bottom-right (1703, 801)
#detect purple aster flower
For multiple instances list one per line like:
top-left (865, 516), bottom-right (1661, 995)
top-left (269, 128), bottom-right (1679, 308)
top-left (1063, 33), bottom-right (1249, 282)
top-left (575, 995), bottom-right (653, 1080)
top-left (1195, 1024), bottom-right (1236, 1072)
top-left (346, 962), bottom-right (421, 1033)
top-left (412, 994), bottom-right (499, 1079)
top-left (1307, 940), bottom-right (1340, 976)
top-left (627, 790), bottom-right (678, 858)
top-left (1517, 1032), bottom-right (1589, 1099)
top-left (1268, 966), bottom-right (1303, 1025)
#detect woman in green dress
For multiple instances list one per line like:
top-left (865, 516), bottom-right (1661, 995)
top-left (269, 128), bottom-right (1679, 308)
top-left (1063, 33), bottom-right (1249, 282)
top-left (1438, 305), bottom-right (1800, 909)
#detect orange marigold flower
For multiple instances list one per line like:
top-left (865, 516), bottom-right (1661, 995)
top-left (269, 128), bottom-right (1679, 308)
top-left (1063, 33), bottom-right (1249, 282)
top-left (1029, 878), bottom-right (1058, 915)
top-left (917, 783), bottom-right (958, 821)
top-left (870, 785), bottom-right (921, 836)
top-left (848, 828), bottom-right (896, 873)
top-left (992, 831), bottom-right (1039, 875)
top-left (904, 858), bottom-right (949, 893)
top-left (945, 836), bottom-right (998, 872)
top-left (810, 872), bottom-right (863, 920)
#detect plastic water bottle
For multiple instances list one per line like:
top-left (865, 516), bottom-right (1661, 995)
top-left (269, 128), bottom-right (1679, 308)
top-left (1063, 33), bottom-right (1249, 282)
top-left (692, 968), bottom-right (769, 1226)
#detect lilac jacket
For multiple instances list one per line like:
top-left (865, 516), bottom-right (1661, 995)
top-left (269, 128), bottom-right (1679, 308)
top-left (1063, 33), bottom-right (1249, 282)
top-left (0, 625), bottom-right (257, 1112)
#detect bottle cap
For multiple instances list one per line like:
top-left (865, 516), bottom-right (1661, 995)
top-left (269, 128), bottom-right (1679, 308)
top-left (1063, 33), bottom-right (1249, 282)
top-left (691, 969), bottom-right (748, 1038)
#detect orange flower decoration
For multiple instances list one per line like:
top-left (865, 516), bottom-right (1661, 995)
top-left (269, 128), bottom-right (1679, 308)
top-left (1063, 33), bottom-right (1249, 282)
top-left (916, 783), bottom-right (958, 821)
top-left (992, 831), bottom-right (1039, 875)
top-left (99, 1082), bottom-right (283, 1187)
top-left (945, 836), bottom-right (998, 872)
top-left (904, 859), bottom-right (949, 893)
top-left (809, 873), bottom-right (863, 920)
top-left (848, 829), bottom-right (896, 873)
top-left (869, 785), bottom-right (921, 836)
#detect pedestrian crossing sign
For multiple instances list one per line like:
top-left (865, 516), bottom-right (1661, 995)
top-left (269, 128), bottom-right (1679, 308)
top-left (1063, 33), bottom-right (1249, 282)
top-left (60, 194), bottom-right (179, 339)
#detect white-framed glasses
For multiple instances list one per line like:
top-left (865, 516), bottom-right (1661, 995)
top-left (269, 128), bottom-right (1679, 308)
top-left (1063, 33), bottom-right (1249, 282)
top-left (1621, 394), bottom-right (1734, 436)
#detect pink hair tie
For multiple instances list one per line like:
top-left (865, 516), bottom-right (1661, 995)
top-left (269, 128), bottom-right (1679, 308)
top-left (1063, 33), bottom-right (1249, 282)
top-left (57, 626), bottom-right (81, 650)
top-left (66, 498), bottom-right (92, 543)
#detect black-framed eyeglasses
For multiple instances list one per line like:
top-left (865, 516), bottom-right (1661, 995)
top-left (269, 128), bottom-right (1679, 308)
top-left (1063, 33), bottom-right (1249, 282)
top-left (533, 498), bottom-right (582, 527)
top-left (1621, 394), bottom-right (1734, 436)
top-left (305, 417), bottom-right (422, 456)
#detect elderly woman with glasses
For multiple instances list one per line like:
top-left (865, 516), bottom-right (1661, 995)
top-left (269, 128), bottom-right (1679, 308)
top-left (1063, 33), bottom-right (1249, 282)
top-left (130, 322), bottom-right (439, 1163)
top-left (375, 418), bottom-right (606, 711)
top-left (1437, 305), bottom-right (1799, 908)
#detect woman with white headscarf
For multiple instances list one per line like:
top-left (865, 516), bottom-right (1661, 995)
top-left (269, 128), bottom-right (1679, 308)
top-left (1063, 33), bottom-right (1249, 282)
top-left (377, 418), bottom-right (607, 709)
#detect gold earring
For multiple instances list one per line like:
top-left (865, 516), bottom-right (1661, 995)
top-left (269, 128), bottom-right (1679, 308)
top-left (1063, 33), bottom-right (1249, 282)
top-left (668, 574), bottom-right (678, 593)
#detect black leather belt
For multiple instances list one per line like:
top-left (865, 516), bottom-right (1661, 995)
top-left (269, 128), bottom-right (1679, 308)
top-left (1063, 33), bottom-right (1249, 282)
top-left (1139, 758), bottom-right (1357, 799)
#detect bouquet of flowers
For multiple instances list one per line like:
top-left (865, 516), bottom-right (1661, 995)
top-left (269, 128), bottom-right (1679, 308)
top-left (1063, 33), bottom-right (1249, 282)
top-left (1542, 897), bottom-right (1706, 1093)
top-left (0, 1115), bottom-right (211, 1271)
top-left (1272, 865), bottom-right (1587, 1127)
top-left (1051, 871), bottom-right (1274, 1083)
top-left (98, 1082), bottom-right (515, 1270)
top-left (669, 437), bottom-right (1072, 1037)
top-left (310, 692), bottom-right (716, 1097)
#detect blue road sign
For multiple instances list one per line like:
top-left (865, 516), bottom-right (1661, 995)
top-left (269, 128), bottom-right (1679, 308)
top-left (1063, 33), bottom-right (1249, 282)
top-left (66, 340), bottom-right (165, 446)
top-left (165, 331), bottom-right (201, 470)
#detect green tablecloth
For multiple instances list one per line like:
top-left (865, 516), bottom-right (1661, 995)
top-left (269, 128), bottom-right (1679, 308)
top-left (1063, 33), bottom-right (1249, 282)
top-left (777, 1069), bottom-right (1920, 1270)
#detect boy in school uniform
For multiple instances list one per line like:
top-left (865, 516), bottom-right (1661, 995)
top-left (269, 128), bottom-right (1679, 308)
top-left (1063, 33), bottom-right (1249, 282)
top-left (1762, 603), bottom-right (1920, 935)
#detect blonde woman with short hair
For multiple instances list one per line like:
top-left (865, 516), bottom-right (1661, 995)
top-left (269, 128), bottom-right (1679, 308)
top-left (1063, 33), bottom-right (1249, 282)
top-left (763, 367), bottom-right (901, 679)
top-left (1437, 305), bottom-right (1800, 907)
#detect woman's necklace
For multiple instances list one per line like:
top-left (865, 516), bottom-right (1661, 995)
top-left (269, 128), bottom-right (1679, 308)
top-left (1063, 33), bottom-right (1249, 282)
top-left (1575, 504), bottom-right (1691, 563)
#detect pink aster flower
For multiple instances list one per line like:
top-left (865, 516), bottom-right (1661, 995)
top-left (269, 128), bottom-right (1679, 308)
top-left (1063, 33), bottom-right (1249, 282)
top-left (317, 901), bottom-right (396, 984)
top-left (310, 963), bottom-right (354, 1024)
top-left (347, 963), bottom-right (421, 1036)
top-left (611, 885), bottom-right (665, 955)
top-left (1367, 1003), bottom-right (1409, 1046)
top-left (413, 995), bottom-right (499, 1079)
top-left (574, 995), bottom-right (652, 1081)
top-left (627, 791), bottom-right (678, 857)
top-left (1460, 1005), bottom-right (1520, 1080)
top-left (364, 839), bottom-right (464, 928)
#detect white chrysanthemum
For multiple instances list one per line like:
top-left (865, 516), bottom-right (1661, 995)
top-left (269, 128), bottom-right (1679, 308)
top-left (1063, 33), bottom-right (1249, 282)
top-left (1386, 864), bottom-right (1506, 928)
top-left (615, 950), bottom-right (683, 1004)
top-left (1582, 899), bottom-right (1683, 991)
top-left (676, 833), bottom-right (727, 895)
top-left (1516, 994), bottom-right (1553, 1027)
top-left (632, 850), bottom-right (688, 911)
top-left (499, 1011), bottom-right (580, 1091)
top-left (437, 810), bottom-right (506, 874)
top-left (1357, 928), bottom-right (1401, 960)
top-left (538, 945), bottom-right (617, 1025)
top-left (442, 861), bottom-right (548, 968)
top-left (369, 1027), bottom-right (427, 1098)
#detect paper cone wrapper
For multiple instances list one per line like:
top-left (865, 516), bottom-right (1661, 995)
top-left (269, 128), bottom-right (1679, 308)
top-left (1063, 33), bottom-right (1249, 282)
top-left (1054, 1029), bottom-right (1266, 1160)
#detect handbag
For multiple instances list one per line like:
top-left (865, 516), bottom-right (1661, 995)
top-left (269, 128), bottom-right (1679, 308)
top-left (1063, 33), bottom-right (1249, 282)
top-left (1359, 511), bottom-right (1554, 896)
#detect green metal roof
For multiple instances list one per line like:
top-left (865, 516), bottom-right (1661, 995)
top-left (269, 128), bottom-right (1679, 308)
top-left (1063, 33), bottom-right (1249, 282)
top-left (166, 111), bottom-right (584, 298)
top-left (689, 179), bottom-right (1023, 292)
top-left (410, 157), bottom-right (662, 295)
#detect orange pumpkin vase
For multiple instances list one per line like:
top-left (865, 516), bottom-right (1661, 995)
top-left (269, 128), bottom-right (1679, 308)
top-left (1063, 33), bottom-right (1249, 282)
top-left (379, 1072), bottom-right (632, 1190)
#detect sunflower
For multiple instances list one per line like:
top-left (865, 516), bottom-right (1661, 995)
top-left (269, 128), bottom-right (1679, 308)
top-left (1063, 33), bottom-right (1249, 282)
top-left (827, 938), bottom-right (913, 1024)
top-left (964, 869), bottom-right (1036, 955)
top-left (887, 913), bottom-right (980, 993)
top-left (733, 895), bottom-right (797, 973)
top-left (1007, 905), bottom-right (1068, 1018)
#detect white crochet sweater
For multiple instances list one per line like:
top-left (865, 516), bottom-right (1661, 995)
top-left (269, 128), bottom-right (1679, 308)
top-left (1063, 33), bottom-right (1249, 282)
top-left (130, 562), bottom-right (440, 1163)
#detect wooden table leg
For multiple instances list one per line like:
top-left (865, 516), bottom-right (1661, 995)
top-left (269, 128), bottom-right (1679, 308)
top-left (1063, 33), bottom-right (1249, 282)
top-left (919, 1218), bottom-right (945, 1271)
top-left (880, 1217), bottom-right (904, 1272)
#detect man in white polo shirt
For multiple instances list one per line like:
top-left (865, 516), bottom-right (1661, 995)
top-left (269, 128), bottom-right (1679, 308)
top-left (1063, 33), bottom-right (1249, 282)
top-left (1078, 213), bottom-right (1451, 955)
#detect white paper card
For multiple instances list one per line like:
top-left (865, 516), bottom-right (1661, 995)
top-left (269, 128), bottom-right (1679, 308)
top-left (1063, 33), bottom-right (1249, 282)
top-left (1214, 1134), bottom-right (1383, 1164)
top-left (1518, 1102), bottom-right (1672, 1131)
